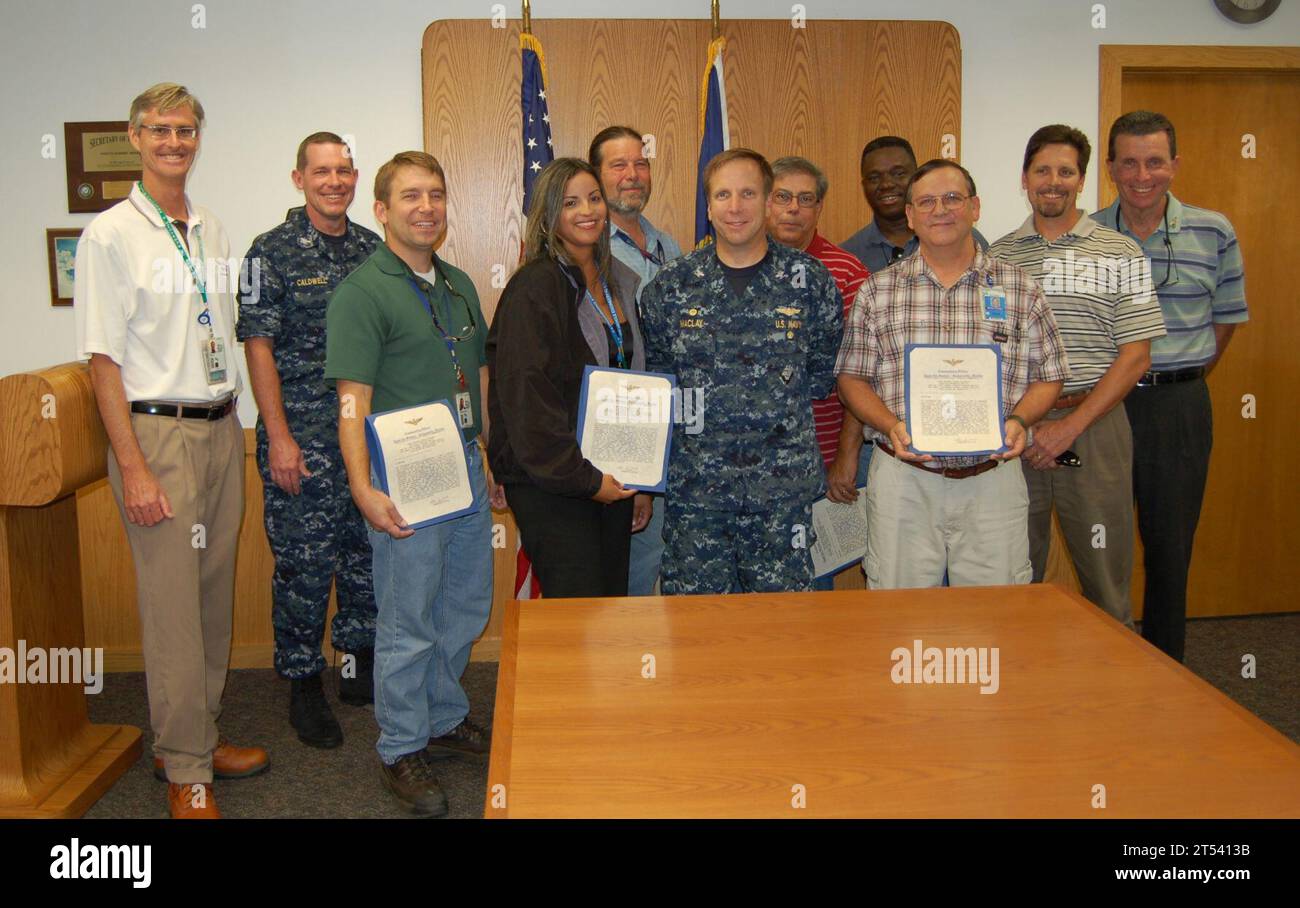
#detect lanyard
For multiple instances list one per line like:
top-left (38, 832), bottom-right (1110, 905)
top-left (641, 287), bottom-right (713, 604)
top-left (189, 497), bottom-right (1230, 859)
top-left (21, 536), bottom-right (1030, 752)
top-left (585, 278), bottom-right (626, 369)
top-left (138, 181), bottom-right (213, 337)
top-left (614, 230), bottom-right (663, 267)
top-left (407, 275), bottom-right (467, 390)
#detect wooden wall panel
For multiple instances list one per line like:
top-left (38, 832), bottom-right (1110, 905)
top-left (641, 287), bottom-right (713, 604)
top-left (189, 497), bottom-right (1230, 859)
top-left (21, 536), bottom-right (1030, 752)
top-left (721, 20), bottom-right (962, 248)
top-left (423, 18), bottom-right (962, 321)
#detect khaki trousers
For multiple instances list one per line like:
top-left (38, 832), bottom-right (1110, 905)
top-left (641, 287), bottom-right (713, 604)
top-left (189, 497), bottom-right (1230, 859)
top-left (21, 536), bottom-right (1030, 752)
top-left (107, 408), bottom-right (244, 783)
top-left (864, 450), bottom-right (1033, 589)
top-left (1023, 404), bottom-right (1135, 629)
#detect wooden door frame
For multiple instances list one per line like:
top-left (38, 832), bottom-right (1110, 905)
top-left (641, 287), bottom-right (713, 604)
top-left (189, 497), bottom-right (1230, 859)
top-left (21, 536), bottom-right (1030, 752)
top-left (1098, 45), bottom-right (1300, 205)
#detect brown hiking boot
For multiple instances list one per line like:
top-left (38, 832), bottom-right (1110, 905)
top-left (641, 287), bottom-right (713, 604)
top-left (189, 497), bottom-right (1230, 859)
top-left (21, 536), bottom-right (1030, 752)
top-left (426, 718), bottom-right (491, 761)
top-left (379, 751), bottom-right (449, 817)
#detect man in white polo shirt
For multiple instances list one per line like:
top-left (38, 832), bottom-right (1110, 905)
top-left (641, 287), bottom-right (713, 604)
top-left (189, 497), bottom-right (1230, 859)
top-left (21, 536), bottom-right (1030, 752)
top-left (990, 124), bottom-right (1165, 628)
top-left (75, 82), bottom-right (267, 820)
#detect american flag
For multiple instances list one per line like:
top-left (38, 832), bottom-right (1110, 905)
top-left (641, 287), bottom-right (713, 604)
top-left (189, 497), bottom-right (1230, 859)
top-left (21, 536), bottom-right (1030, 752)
top-left (514, 30), bottom-right (553, 599)
top-left (521, 32), bottom-right (554, 216)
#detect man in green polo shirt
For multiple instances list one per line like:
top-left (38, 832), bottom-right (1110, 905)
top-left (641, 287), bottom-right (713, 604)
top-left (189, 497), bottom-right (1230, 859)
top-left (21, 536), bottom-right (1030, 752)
top-left (325, 151), bottom-right (497, 818)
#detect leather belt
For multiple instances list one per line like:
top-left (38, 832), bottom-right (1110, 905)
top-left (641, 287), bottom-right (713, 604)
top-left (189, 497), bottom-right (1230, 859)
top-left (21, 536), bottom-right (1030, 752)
top-left (131, 398), bottom-right (235, 420)
top-left (878, 442), bottom-right (1000, 480)
top-left (1053, 387), bottom-right (1092, 410)
top-left (1136, 366), bottom-right (1205, 387)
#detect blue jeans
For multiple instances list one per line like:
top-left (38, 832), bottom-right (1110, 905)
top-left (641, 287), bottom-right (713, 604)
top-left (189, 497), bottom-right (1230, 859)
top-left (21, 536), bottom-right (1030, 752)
top-left (627, 494), bottom-right (666, 596)
top-left (813, 442), bottom-right (875, 591)
top-left (369, 442), bottom-right (493, 764)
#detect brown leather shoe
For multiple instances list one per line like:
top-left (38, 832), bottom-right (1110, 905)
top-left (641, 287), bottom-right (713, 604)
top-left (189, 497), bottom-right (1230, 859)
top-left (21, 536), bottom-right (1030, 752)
top-left (426, 718), bottom-right (491, 761)
top-left (168, 782), bottom-right (221, 819)
top-left (153, 738), bottom-right (270, 781)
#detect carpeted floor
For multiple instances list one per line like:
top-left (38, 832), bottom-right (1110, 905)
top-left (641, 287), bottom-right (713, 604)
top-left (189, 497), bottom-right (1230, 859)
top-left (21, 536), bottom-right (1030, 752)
top-left (85, 612), bottom-right (1299, 819)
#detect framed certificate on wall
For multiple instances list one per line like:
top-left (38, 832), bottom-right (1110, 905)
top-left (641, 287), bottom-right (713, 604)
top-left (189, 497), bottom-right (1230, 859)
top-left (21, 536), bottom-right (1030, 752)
top-left (64, 122), bottom-right (142, 213)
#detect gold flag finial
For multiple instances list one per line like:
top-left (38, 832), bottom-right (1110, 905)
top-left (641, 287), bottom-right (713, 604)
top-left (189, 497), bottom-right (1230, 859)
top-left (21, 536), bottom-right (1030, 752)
top-left (711, 0), bottom-right (720, 39)
top-left (523, 0), bottom-right (532, 34)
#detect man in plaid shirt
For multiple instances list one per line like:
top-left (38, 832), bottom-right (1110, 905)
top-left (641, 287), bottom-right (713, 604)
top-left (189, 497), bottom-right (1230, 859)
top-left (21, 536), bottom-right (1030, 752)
top-left (836, 160), bottom-right (1070, 589)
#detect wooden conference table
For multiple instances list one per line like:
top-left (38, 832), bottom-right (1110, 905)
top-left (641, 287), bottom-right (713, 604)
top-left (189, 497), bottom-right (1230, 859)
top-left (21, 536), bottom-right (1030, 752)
top-left (485, 584), bottom-right (1300, 818)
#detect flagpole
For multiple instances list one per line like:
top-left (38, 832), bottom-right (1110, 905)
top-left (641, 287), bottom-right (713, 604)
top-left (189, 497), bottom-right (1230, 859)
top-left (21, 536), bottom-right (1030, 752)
top-left (523, 0), bottom-right (532, 34)
top-left (711, 0), bottom-right (719, 39)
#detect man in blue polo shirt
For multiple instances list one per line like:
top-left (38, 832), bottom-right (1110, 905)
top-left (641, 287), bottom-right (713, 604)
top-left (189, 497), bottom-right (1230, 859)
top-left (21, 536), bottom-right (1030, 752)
top-left (1093, 110), bottom-right (1248, 662)
top-left (588, 125), bottom-right (684, 596)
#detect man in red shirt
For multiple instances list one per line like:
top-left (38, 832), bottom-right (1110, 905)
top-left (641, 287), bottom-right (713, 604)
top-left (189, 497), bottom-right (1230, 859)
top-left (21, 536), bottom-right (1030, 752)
top-left (767, 156), bottom-right (871, 590)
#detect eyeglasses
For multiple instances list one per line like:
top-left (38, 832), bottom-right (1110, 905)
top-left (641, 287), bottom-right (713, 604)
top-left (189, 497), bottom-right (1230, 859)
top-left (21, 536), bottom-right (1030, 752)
top-left (910, 192), bottom-right (969, 213)
top-left (1154, 235), bottom-right (1179, 288)
top-left (772, 190), bottom-right (820, 209)
top-left (139, 125), bottom-right (199, 142)
top-left (1118, 199), bottom-right (1179, 289)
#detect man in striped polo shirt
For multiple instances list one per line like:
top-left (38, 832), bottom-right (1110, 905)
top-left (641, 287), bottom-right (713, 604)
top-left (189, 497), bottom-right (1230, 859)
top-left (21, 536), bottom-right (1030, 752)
top-left (837, 159), bottom-right (1070, 589)
top-left (990, 125), bottom-right (1165, 628)
top-left (766, 156), bottom-right (872, 590)
top-left (1093, 111), bottom-right (1247, 662)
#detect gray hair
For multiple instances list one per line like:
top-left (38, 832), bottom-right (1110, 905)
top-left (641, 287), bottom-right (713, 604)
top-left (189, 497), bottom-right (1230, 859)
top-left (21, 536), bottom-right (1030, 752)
top-left (771, 155), bottom-right (829, 201)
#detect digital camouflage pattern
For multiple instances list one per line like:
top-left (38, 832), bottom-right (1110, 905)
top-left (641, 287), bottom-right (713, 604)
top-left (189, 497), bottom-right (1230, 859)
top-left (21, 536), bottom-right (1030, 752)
top-left (641, 238), bottom-right (841, 594)
top-left (237, 207), bottom-right (380, 678)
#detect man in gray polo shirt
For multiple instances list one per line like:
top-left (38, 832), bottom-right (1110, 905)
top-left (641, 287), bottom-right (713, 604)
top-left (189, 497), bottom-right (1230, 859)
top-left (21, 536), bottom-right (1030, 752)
top-left (588, 125), bottom-right (684, 596)
top-left (990, 125), bottom-right (1165, 627)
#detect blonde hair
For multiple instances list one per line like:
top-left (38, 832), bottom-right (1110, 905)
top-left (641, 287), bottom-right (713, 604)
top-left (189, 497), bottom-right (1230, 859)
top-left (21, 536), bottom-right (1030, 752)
top-left (129, 83), bottom-right (205, 130)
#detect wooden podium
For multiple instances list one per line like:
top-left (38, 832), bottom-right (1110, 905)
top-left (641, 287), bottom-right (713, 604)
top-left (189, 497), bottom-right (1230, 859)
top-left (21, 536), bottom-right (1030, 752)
top-left (0, 362), bottom-right (141, 818)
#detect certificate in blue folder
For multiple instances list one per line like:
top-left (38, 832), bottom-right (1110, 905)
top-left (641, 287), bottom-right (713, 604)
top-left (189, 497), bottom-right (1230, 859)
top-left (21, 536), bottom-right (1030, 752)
top-left (576, 365), bottom-right (677, 493)
top-left (364, 399), bottom-right (476, 530)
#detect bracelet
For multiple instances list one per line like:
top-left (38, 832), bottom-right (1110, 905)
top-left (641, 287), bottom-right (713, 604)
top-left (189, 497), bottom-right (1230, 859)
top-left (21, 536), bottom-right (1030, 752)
top-left (1007, 414), bottom-right (1028, 431)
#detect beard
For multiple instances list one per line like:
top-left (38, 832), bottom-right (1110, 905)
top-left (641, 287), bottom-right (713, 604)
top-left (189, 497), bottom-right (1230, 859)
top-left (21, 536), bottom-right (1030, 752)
top-left (607, 188), bottom-right (649, 216)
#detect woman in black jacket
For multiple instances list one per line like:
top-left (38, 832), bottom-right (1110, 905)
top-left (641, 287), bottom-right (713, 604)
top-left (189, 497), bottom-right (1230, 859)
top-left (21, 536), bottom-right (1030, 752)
top-left (486, 157), bottom-right (651, 598)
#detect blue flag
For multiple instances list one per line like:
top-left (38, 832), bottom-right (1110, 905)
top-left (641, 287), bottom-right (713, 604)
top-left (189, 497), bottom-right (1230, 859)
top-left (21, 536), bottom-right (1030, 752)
top-left (694, 37), bottom-right (730, 246)
top-left (521, 33), bottom-right (554, 217)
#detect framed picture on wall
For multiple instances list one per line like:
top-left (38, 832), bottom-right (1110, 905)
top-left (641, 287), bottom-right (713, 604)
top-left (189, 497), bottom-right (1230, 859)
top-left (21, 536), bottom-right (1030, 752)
top-left (46, 228), bottom-right (82, 306)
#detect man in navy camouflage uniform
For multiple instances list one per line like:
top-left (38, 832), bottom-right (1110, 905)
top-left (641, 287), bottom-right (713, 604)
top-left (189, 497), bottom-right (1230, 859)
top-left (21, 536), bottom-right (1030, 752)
top-left (641, 148), bottom-right (841, 594)
top-left (237, 132), bottom-right (379, 747)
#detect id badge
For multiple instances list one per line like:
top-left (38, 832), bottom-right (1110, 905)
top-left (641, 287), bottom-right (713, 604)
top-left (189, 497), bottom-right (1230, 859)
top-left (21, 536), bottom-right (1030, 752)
top-left (982, 287), bottom-right (1008, 322)
top-left (202, 337), bottom-right (228, 385)
top-left (455, 390), bottom-right (473, 428)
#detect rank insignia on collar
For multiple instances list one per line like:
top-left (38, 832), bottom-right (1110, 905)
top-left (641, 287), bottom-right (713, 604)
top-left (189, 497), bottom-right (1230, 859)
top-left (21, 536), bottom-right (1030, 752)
top-left (774, 270), bottom-right (786, 281)
top-left (694, 267), bottom-right (705, 278)
top-left (297, 235), bottom-right (315, 248)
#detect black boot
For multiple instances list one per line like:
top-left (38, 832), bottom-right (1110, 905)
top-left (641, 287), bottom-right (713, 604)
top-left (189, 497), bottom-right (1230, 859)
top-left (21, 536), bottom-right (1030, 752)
top-left (290, 673), bottom-right (343, 748)
top-left (338, 648), bottom-right (374, 706)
